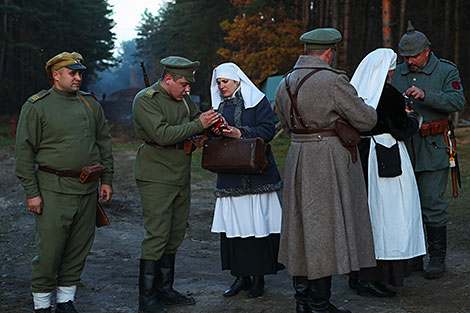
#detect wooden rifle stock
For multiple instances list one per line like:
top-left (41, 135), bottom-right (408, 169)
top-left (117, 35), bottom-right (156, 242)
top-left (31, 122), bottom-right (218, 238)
top-left (140, 61), bottom-right (150, 87)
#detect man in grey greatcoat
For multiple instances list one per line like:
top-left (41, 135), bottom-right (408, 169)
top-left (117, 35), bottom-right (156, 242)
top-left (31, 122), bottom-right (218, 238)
top-left (275, 28), bottom-right (377, 313)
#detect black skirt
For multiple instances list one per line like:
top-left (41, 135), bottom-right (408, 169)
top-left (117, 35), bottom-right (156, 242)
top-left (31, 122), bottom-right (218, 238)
top-left (220, 233), bottom-right (284, 276)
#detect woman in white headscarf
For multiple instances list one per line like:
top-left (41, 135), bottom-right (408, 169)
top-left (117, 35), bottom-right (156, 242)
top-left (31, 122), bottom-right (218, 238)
top-left (209, 62), bottom-right (283, 299)
top-left (348, 48), bottom-right (426, 296)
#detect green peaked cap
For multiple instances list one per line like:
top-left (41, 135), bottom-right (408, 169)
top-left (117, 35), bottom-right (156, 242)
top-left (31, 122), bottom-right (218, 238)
top-left (161, 56), bottom-right (200, 83)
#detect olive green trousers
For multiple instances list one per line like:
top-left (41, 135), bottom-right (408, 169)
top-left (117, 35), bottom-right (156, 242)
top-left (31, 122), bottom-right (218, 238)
top-left (31, 190), bottom-right (96, 293)
top-left (137, 180), bottom-right (191, 260)
top-left (416, 168), bottom-right (450, 227)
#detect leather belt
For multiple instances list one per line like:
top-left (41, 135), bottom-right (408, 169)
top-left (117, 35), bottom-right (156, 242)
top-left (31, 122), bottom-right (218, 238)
top-left (145, 141), bottom-right (185, 149)
top-left (292, 128), bottom-right (337, 138)
top-left (38, 166), bottom-right (81, 177)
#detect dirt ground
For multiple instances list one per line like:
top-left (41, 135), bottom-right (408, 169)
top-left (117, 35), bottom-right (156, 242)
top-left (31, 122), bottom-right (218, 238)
top-left (1, 139), bottom-right (470, 313)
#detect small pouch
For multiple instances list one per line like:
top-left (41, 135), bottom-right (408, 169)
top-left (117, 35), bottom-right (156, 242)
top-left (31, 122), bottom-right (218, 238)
top-left (96, 202), bottom-right (110, 227)
top-left (79, 163), bottom-right (105, 183)
top-left (372, 137), bottom-right (402, 177)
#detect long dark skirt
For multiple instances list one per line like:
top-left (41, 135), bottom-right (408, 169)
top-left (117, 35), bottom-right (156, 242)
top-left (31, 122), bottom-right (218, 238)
top-left (357, 259), bottom-right (409, 287)
top-left (220, 233), bottom-right (284, 276)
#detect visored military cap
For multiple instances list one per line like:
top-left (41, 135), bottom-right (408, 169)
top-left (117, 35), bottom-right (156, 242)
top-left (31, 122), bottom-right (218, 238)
top-left (161, 56), bottom-right (200, 83)
top-left (398, 21), bottom-right (431, 57)
top-left (45, 52), bottom-right (86, 76)
top-left (300, 28), bottom-right (342, 50)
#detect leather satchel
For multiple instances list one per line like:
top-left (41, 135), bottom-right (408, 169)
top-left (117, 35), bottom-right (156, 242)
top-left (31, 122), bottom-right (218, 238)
top-left (96, 202), bottom-right (110, 228)
top-left (201, 137), bottom-right (270, 174)
top-left (334, 120), bottom-right (360, 163)
top-left (79, 163), bottom-right (105, 183)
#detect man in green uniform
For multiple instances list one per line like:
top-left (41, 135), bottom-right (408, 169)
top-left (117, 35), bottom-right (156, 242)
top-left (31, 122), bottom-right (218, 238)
top-left (15, 52), bottom-right (114, 313)
top-left (132, 56), bottom-right (220, 313)
top-left (392, 22), bottom-right (465, 279)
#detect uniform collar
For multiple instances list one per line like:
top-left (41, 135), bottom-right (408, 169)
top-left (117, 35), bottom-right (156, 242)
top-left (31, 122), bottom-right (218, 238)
top-left (294, 55), bottom-right (332, 70)
top-left (399, 52), bottom-right (438, 75)
top-left (51, 86), bottom-right (79, 98)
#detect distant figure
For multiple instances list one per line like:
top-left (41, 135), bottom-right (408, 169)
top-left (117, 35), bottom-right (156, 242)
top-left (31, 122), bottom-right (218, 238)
top-left (15, 51), bottom-right (114, 313)
top-left (132, 56), bottom-right (220, 313)
top-left (209, 63), bottom-right (284, 299)
top-left (102, 93), bottom-right (106, 103)
top-left (349, 48), bottom-right (426, 296)
top-left (275, 28), bottom-right (377, 313)
top-left (392, 21), bottom-right (465, 279)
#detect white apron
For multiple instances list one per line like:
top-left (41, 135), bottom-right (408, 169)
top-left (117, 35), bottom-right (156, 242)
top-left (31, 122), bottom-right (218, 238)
top-left (368, 133), bottom-right (426, 260)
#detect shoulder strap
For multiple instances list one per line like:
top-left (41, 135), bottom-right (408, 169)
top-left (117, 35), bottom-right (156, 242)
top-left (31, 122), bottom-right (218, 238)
top-left (79, 94), bottom-right (95, 121)
top-left (285, 69), bottom-right (323, 129)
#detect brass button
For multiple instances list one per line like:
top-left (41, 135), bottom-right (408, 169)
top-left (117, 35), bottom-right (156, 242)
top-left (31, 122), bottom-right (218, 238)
top-left (413, 78), bottom-right (417, 81)
top-left (410, 101), bottom-right (414, 104)
top-left (317, 135), bottom-right (321, 139)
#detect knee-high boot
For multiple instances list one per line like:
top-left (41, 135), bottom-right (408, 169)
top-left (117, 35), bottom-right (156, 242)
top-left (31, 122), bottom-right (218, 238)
top-left (155, 254), bottom-right (195, 306)
top-left (308, 276), bottom-right (351, 313)
top-left (138, 259), bottom-right (166, 313)
top-left (294, 276), bottom-right (310, 313)
top-left (425, 225), bottom-right (447, 279)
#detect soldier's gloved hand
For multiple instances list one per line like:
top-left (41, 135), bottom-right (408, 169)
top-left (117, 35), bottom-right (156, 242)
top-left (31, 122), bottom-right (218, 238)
top-left (27, 196), bottom-right (43, 215)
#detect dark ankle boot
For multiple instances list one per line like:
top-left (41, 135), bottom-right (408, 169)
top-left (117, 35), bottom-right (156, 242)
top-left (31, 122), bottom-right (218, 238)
top-left (347, 271), bottom-right (358, 290)
top-left (155, 254), bottom-right (195, 306)
top-left (425, 225), bottom-right (447, 279)
top-left (407, 255), bottom-right (424, 273)
top-left (34, 308), bottom-right (51, 313)
top-left (55, 301), bottom-right (78, 313)
top-left (139, 259), bottom-right (166, 313)
top-left (293, 276), bottom-right (310, 313)
top-left (223, 276), bottom-right (251, 297)
top-left (356, 280), bottom-right (396, 297)
top-left (309, 276), bottom-right (351, 313)
top-left (247, 275), bottom-right (264, 298)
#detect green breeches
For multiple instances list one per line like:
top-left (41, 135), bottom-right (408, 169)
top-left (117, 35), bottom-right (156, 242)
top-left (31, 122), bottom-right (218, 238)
top-left (31, 190), bottom-right (97, 293)
top-left (137, 180), bottom-right (191, 260)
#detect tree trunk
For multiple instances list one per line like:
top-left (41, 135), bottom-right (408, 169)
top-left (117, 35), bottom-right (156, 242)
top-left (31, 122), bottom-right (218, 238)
top-left (452, 0), bottom-right (460, 126)
top-left (382, 0), bottom-right (392, 47)
top-left (444, 0), bottom-right (451, 59)
top-left (342, 0), bottom-right (350, 67)
top-left (0, 0), bottom-right (8, 79)
top-left (399, 0), bottom-right (407, 36)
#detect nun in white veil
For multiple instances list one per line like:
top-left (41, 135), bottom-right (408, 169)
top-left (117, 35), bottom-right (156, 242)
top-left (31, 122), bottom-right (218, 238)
top-left (208, 63), bottom-right (284, 299)
top-left (348, 48), bottom-right (426, 296)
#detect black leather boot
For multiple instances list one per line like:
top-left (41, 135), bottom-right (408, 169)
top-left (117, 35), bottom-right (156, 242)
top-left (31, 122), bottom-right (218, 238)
top-left (34, 308), bottom-right (51, 313)
top-left (425, 225), bottom-right (447, 279)
top-left (294, 276), bottom-right (310, 313)
top-left (247, 275), bottom-right (264, 298)
top-left (155, 254), bottom-right (195, 306)
top-left (407, 256), bottom-right (424, 273)
top-left (309, 276), bottom-right (351, 313)
top-left (223, 276), bottom-right (251, 297)
top-left (138, 259), bottom-right (166, 313)
top-left (55, 301), bottom-right (78, 313)
top-left (356, 280), bottom-right (396, 297)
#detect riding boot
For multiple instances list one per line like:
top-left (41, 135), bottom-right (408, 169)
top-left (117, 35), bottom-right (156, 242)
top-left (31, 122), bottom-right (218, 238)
top-left (308, 276), bottom-right (351, 313)
top-left (293, 276), bottom-right (310, 313)
top-left (138, 259), bottom-right (166, 313)
top-left (407, 255), bottom-right (424, 275)
top-left (247, 275), bottom-right (264, 298)
top-left (424, 225), bottom-right (447, 279)
top-left (223, 276), bottom-right (251, 297)
top-left (155, 254), bottom-right (195, 306)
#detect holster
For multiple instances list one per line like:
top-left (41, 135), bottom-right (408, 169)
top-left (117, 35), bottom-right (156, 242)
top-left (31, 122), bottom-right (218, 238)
top-left (420, 119), bottom-right (449, 136)
top-left (79, 163), bottom-right (105, 183)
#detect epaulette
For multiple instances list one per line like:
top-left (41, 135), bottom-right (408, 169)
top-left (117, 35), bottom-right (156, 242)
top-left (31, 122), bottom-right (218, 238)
top-left (144, 88), bottom-right (159, 98)
top-left (27, 89), bottom-right (50, 103)
top-left (439, 58), bottom-right (457, 68)
top-left (79, 90), bottom-right (99, 101)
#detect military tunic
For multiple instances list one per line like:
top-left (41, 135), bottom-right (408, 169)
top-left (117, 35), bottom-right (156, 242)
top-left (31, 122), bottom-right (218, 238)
top-left (132, 81), bottom-right (204, 260)
top-left (392, 52), bottom-right (465, 226)
top-left (15, 86), bottom-right (113, 293)
top-left (275, 56), bottom-right (377, 279)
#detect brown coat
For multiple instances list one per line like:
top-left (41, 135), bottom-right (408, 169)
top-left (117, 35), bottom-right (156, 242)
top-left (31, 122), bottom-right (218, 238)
top-left (275, 55), bottom-right (377, 279)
